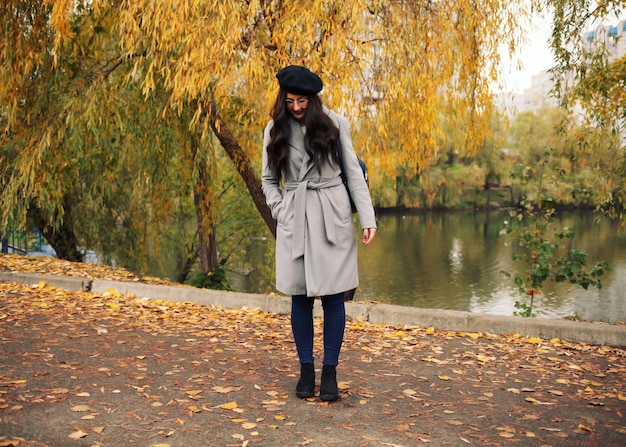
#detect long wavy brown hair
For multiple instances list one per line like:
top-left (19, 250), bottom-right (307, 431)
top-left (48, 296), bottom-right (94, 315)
top-left (266, 89), bottom-right (340, 182)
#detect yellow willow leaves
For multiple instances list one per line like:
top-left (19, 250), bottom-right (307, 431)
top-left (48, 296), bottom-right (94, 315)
top-left (45, 0), bottom-right (72, 64)
top-left (21, 0), bottom-right (528, 176)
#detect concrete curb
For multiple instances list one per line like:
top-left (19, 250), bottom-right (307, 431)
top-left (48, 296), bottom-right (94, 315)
top-left (0, 271), bottom-right (91, 292)
top-left (2, 271), bottom-right (625, 347)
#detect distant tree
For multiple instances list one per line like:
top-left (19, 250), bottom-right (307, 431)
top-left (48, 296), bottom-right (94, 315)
top-left (541, 0), bottom-right (626, 227)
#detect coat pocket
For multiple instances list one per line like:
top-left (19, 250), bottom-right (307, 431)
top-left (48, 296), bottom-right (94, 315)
top-left (276, 191), bottom-right (295, 229)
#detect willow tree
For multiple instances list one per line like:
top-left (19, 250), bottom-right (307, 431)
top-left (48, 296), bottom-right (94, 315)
top-left (1, 1), bottom-right (526, 270)
top-left (540, 0), bottom-right (626, 227)
top-left (0, 1), bottom-right (197, 268)
top-left (118, 0), bottom-right (523, 163)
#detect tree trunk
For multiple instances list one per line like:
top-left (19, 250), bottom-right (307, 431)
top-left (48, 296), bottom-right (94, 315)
top-left (205, 100), bottom-right (277, 239)
top-left (28, 197), bottom-right (83, 262)
top-left (176, 250), bottom-right (195, 284)
top-left (191, 133), bottom-right (219, 275)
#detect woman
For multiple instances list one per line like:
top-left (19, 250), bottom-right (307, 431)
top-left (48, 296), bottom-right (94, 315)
top-left (261, 65), bottom-right (377, 401)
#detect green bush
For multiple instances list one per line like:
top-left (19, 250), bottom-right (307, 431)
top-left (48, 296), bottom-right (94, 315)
top-left (187, 266), bottom-right (232, 291)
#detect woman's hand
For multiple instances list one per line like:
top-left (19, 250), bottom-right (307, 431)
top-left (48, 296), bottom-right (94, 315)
top-left (362, 228), bottom-right (377, 245)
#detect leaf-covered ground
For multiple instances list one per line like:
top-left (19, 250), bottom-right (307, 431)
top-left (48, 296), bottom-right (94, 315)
top-left (0, 254), bottom-right (177, 285)
top-left (1, 254), bottom-right (626, 446)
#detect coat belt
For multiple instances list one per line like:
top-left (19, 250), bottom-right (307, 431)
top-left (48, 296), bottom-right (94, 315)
top-left (283, 177), bottom-right (344, 260)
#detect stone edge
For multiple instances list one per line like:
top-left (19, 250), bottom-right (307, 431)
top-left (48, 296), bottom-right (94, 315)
top-left (1, 271), bottom-right (624, 347)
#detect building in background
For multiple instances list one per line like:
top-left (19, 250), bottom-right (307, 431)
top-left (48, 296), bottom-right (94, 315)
top-left (497, 20), bottom-right (626, 116)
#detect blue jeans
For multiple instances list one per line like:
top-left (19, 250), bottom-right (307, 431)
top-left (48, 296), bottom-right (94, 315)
top-left (291, 293), bottom-right (346, 366)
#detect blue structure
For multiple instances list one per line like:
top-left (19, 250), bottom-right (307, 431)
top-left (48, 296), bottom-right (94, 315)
top-left (1, 228), bottom-right (48, 255)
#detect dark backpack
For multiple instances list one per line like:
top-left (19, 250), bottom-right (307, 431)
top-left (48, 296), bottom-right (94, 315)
top-left (337, 142), bottom-right (368, 213)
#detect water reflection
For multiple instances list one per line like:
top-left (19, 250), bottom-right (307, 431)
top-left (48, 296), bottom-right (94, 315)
top-left (234, 210), bottom-right (626, 323)
top-left (357, 210), bottom-right (626, 322)
top-left (448, 238), bottom-right (463, 274)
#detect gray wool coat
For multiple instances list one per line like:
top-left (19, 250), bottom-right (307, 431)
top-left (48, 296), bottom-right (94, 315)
top-left (261, 108), bottom-right (376, 297)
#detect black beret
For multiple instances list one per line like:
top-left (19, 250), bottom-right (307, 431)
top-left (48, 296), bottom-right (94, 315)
top-left (276, 65), bottom-right (323, 95)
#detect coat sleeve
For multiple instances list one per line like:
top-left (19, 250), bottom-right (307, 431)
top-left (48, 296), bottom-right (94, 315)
top-left (336, 114), bottom-right (377, 229)
top-left (261, 121), bottom-right (285, 221)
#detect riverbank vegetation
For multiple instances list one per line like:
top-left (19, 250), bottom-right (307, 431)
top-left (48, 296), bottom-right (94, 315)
top-left (371, 106), bottom-right (622, 212)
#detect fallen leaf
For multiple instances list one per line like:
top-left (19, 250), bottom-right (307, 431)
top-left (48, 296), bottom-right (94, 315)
top-left (68, 430), bottom-right (88, 439)
top-left (0, 380), bottom-right (27, 386)
top-left (220, 401), bottom-right (238, 410)
top-left (71, 405), bottom-right (90, 412)
top-left (525, 397), bottom-right (556, 405)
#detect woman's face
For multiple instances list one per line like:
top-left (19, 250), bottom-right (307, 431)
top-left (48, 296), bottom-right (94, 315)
top-left (285, 93), bottom-right (309, 124)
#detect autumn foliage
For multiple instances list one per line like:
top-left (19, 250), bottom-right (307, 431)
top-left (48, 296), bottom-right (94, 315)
top-left (0, 0), bottom-right (526, 269)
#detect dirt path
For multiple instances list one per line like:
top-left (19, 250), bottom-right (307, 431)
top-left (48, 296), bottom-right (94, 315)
top-left (1, 279), bottom-right (625, 446)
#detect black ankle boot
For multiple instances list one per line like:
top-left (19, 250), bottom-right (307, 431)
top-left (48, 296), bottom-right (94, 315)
top-left (295, 362), bottom-right (315, 398)
top-left (319, 365), bottom-right (339, 401)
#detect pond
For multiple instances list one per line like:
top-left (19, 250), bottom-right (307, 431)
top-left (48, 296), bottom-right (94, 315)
top-left (232, 210), bottom-right (626, 323)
